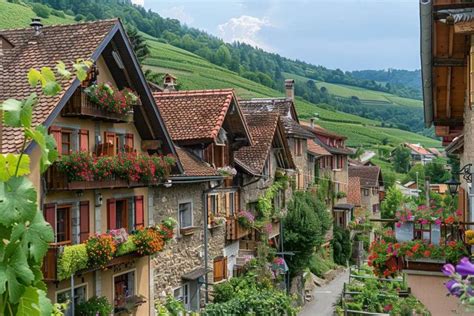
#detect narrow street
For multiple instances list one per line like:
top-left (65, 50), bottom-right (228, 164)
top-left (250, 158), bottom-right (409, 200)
top-left (299, 269), bottom-right (349, 316)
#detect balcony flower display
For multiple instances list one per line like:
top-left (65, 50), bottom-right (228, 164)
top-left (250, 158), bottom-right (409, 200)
top-left (237, 210), bottom-right (255, 229)
top-left (443, 258), bottom-right (474, 312)
top-left (86, 234), bottom-right (116, 269)
top-left (133, 227), bottom-right (164, 256)
top-left (84, 83), bottom-right (138, 114)
top-left (368, 239), bottom-right (467, 278)
top-left (395, 205), bottom-right (463, 228)
top-left (159, 218), bottom-right (176, 242)
top-left (56, 152), bottom-right (176, 184)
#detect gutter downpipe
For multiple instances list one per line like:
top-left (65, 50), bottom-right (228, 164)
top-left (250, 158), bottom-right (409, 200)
top-left (203, 179), bottom-right (223, 304)
top-left (420, 0), bottom-right (434, 128)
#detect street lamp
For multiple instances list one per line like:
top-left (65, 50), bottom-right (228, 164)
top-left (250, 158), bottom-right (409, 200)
top-left (445, 177), bottom-right (461, 196)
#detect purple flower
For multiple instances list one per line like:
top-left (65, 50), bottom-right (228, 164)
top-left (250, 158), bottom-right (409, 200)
top-left (396, 222), bottom-right (402, 228)
top-left (445, 279), bottom-right (463, 297)
top-left (434, 218), bottom-right (442, 226)
top-left (456, 257), bottom-right (474, 277)
top-left (442, 263), bottom-right (455, 276)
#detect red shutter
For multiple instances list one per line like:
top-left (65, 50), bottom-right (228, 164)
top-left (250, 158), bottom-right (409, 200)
top-left (134, 196), bottom-right (144, 229)
top-left (79, 201), bottom-right (90, 243)
top-left (43, 203), bottom-right (56, 233)
top-left (125, 133), bottom-right (134, 152)
top-left (79, 129), bottom-right (89, 152)
top-left (49, 126), bottom-right (62, 154)
top-left (104, 131), bottom-right (116, 145)
top-left (107, 199), bottom-right (117, 230)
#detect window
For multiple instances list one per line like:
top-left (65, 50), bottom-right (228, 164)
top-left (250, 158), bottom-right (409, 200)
top-left (179, 202), bottom-right (193, 228)
top-left (61, 129), bottom-right (72, 155)
top-left (263, 158), bottom-right (270, 177)
top-left (57, 285), bottom-right (87, 316)
top-left (174, 283), bottom-right (190, 309)
top-left (107, 197), bottom-right (142, 232)
top-left (209, 194), bottom-right (218, 216)
top-left (114, 271), bottom-right (135, 311)
top-left (294, 139), bottom-right (303, 156)
top-left (363, 189), bottom-right (369, 196)
top-left (56, 205), bottom-right (71, 243)
top-left (115, 199), bottom-right (129, 231)
top-left (228, 192), bottom-right (235, 216)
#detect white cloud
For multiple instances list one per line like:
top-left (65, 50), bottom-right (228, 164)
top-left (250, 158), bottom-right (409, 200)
top-left (161, 6), bottom-right (194, 25)
top-left (218, 15), bottom-right (272, 50)
top-left (131, 0), bottom-right (144, 7)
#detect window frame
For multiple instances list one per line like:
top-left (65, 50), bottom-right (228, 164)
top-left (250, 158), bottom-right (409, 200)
top-left (60, 128), bottom-right (73, 155)
top-left (56, 204), bottom-right (72, 243)
top-left (112, 269), bottom-right (136, 311)
top-left (56, 283), bottom-right (88, 316)
top-left (209, 194), bottom-right (218, 216)
top-left (178, 201), bottom-right (193, 229)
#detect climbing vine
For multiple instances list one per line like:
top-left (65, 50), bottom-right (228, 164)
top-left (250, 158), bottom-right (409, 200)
top-left (254, 171), bottom-right (289, 227)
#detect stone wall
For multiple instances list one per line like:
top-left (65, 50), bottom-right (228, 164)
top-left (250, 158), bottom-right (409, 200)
top-left (287, 137), bottom-right (309, 190)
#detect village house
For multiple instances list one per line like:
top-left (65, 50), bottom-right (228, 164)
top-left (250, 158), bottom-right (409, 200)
top-left (0, 19), bottom-right (184, 315)
top-left (401, 143), bottom-right (436, 165)
top-left (240, 79), bottom-right (315, 192)
top-left (152, 88), bottom-right (253, 307)
top-left (348, 165), bottom-right (384, 218)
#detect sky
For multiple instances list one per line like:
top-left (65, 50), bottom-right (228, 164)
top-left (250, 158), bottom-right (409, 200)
top-left (131, 0), bottom-right (420, 71)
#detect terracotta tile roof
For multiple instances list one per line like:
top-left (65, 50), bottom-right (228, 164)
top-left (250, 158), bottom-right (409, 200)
top-left (349, 165), bottom-right (381, 188)
top-left (347, 177), bottom-right (361, 206)
top-left (307, 139), bottom-right (330, 156)
top-left (173, 147), bottom-right (219, 177)
top-left (234, 112), bottom-right (280, 174)
top-left (300, 121), bottom-right (346, 140)
top-left (405, 143), bottom-right (432, 156)
top-left (0, 19), bottom-right (118, 153)
top-left (280, 117), bottom-right (315, 139)
top-left (153, 89), bottom-right (248, 143)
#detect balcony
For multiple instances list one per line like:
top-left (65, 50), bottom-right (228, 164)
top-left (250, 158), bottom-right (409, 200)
top-left (61, 89), bottom-right (134, 123)
top-left (226, 216), bottom-right (250, 241)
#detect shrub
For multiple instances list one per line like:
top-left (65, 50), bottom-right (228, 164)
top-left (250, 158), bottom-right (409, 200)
top-left (308, 252), bottom-right (336, 278)
top-left (31, 3), bottom-right (50, 18)
top-left (76, 296), bottom-right (113, 316)
top-left (332, 226), bottom-right (352, 265)
top-left (75, 14), bottom-right (85, 21)
top-left (65, 9), bottom-right (74, 16)
top-left (57, 243), bottom-right (88, 280)
top-left (51, 9), bottom-right (65, 18)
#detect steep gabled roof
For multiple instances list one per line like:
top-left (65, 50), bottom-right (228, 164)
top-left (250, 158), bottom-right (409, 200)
top-left (239, 98), bottom-right (298, 121)
top-left (173, 147), bottom-right (220, 178)
top-left (0, 19), bottom-right (179, 169)
top-left (404, 143), bottom-right (432, 156)
top-left (300, 121), bottom-right (346, 140)
top-left (153, 89), bottom-right (252, 145)
top-left (349, 165), bottom-right (382, 188)
top-left (235, 111), bottom-right (294, 175)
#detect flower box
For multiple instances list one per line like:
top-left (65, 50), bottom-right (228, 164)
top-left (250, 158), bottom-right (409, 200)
top-left (403, 258), bottom-right (446, 272)
top-left (180, 226), bottom-right (200, 236)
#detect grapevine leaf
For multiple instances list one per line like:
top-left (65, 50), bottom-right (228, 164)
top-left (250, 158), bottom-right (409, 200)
top-left (38, 289), bottom-right (53, 316)
top-left (20, 94), bottom-right (37, 128)
top-left (0, 154), bottom-right (31, 181)
top-left (39, 67), bottom-right (55, 83)
top-left (56, 61), bottom-right (71, 79)
top-left (42, 81), bottom-right (61, 96)
top-left (22, 212), bottom-right (54, 263)
top-left (27, 69), bottom-right (42, 87)
top-left (16, 286), bottom-right (41, 316)
top-left (25, 126), bottom-right (58, 173)
top-left (73, 61), bottom-right (89, 81)
top-left (2, 99), bottom-right (22, 127)
top-left (0, 177), bottom-right (37, 226)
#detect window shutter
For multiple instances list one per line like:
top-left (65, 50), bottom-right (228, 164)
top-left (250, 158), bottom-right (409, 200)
top-left (235, 191), bottom-right (240, 210)
top-left (459, 187), bottom-right (466, 221)
top-left (79, 201), bottom-right (90, 243)
top-left (223, 144), bottom-right (230, 166)
top-left (107, 198), bottom-right (117, 230)
top-left (79, 129), bottom-right (89, 152)
top-left (225, 193), bottom-right (230, 217)
top-left (134, 196), bottom-right (144, 229)
top-left (207, 195), bottom-right (212, 225)
top-left (125, 133), bottom-right (134, 152)
top-left (213, 257), bottom-right (225, 282)
top-left (43, 203), bottom-right (56, 234)
top-left (49, 126), bottom-right (62, 154)
top-left (217, 194), bottom-right (221, 215)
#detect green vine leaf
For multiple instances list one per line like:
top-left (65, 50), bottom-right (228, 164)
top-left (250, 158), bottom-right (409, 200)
top-left (38, 289), bottom-right (53, 316)
top-left (55, 61), bottom-right (71, 79)
top-left (22, 212), bottom-right (54, 263)
top-left (16, 286), bottom-right (41, 316)
top-left (2, 99), bottom-right (22, 127)
top-left (39, 67), bottom-right (55, 83)
top-left (25, 126), bottom-right (58, 173)
top-left (27, 69), bottom-right (42, 88)
top-left (0, 154), bottom-right (30, 182)
top-left (0, 177), bottom-right (37, 226)
top-left (0, 248), bottom-right (35, 304)
top-left (42, 81), bottom-right (61, 96)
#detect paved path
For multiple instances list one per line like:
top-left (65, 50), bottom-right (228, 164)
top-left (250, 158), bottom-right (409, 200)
top-left (299, 269), bottom-right (349, 316)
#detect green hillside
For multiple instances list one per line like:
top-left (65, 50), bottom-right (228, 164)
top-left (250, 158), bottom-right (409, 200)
top-left (0, 0), bottom-right (74, 29)
top-left (0, 0), bottom-right (439, 149)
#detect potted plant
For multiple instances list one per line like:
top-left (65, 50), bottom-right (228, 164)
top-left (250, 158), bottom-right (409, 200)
top-left (76, 296), bottom-right (113, 316)
top-left (237, 210), bottom-right (255, 229)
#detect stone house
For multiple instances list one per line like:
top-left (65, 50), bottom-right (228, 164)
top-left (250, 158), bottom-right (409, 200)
top-left (0, 19), bottom-right (181, 315)
top-left (240, 79), bottom-right (315, 191)
top-left (401, 143), bottom-right (435, 165)
top-left (233, 110), bottom-right (295, 273)
top-left (152, 89), bottom-right (253, 307)
top-left (348, 165), bottom-right (384, 218)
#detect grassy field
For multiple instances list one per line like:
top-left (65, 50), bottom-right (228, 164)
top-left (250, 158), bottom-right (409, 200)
top-left (0, 1), bottom-right (439, 150)
top-left (0, 0), bottom-right (74, 29)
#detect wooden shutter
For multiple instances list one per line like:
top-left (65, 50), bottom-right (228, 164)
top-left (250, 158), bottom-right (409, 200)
top-left (49, 126), bottom-right (62, 154)
top-left (134, 196), bottom-right (144, 229)
top-left (213, 256), bottom-right (226, 282)
top-left (207, 195), bottom-right (212, 225)
top-left (104, 131), bottom-right (116, 145)
top-left (234, 191), bottom-right (240, 211)
top-left (225, 192), bottom-right (230, 217)
top-left (79, 201), bottom-right (90, 243)
top-left (43, 203), bottom-right (56, 234)
top-left (223, 144), bottom-right (230, 166)
top-left (107, 199), bottom-right (117, 230)
top-left (125, 133), bottom-right (134, 152)
top-left (217, 194), bottom-right (221, 215)
top-left (79, 129), bottom-right (89, 152)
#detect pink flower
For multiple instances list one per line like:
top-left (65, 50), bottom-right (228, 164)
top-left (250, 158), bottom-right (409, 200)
top-left (396, 222), bottom-right (402, 228)
top-left (435, 218), bottom-right (442, 226)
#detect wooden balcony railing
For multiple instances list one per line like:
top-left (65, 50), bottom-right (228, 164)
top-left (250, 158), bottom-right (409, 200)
top-left (62, 89), bottom-right (134, 123)
top-left (226, 216), bottom-right (250, 241)
top-left (45, 163), bottom-right (146, 191)
top-left (42, 241), bottom-right (71, 281)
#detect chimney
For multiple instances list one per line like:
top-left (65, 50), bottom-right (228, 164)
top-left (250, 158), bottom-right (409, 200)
top-left (310, 118), bottom-right (315, 128)
top-left (285, 79), bottom-right (294, 101)
top-left (163, 73), bottom-right (177, 92)
top-left (30, 18), bottom-right (43, 36)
